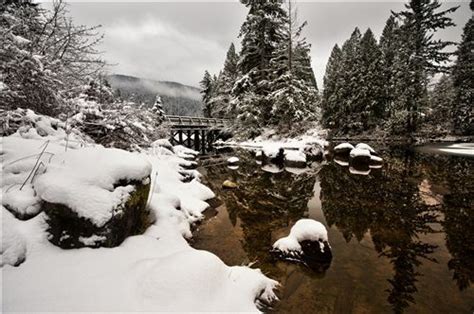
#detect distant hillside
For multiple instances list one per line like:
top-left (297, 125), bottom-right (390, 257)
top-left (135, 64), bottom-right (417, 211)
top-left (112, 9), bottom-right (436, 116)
top-left (107, 74), bottom-right (203, 116)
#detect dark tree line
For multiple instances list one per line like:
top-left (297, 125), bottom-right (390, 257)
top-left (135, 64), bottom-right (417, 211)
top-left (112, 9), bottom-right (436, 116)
top-left (321, 0), bottom-right (472, 138)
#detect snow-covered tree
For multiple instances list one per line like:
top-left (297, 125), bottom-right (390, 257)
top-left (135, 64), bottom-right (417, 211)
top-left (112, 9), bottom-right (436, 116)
top-left (151, 95), bottom-right (166, 123)
top-left (199, 70), bottom-right (214, 117)
top-left (392, 0), bottom-right (458, 135)
top-left (321, 44), bottom-right (342, 128)
top-left (451, 0), bottom-right (473, 135)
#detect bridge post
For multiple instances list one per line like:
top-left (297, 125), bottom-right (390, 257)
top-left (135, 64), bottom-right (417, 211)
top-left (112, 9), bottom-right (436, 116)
top-left (187, 130), bottom-right (192, 147)
top-left (194, 130), bottom-right (200, 151)
top-left (201, 130), bottom-right (206, 154)
top-left (178, 130), bottom-right (183, 145)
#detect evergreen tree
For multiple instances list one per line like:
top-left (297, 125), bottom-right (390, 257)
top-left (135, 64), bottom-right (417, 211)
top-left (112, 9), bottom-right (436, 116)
top-left (209, 43), bottom-right (239, 119)
top-left (233, 0), bottom-right (289, 130)
top-left (358, 28), bottom-right (385, 129)
top-left (199, 70), bottom-right (213, 117)
top-left (379, 16), bottom-right (400, 118)
top-left (151, 95), bottom-right (165, 123)
top-left (451, 0), bottom-right (473, 135)
top-left (392, 0), bottom-right (458, 136)
top-left (426, 75), bottom-right (455, 133)
top-left (321, 44), bottom-right (343, 128)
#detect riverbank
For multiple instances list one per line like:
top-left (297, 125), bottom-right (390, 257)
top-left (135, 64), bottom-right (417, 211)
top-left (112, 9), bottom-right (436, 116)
top-left (1, 109), bottom-right (278, 312)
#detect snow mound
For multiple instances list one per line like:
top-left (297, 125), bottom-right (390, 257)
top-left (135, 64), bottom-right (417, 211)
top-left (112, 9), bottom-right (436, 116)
top-left (350, 147), bottom-right (372, 158)
top-left (355, 143), bottom-right (375, 153)
top-left (262, 143), bottom-right (283, 158)
top-left (334, 142), bottom-right (354, 151)
top-left (285, 150), bottom-right (306, 163)
top-left (227, 156), bottom-right (239, 164)
top-left (34, 147), bottom-right (152, 227)
top-left (273, 218), bottom-right (328, 253)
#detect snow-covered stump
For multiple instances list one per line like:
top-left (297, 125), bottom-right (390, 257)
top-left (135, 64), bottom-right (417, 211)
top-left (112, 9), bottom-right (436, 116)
top-left (271, 219), bottom-right (332, 271)
top-left (44, 178), bottom-right (151, 248)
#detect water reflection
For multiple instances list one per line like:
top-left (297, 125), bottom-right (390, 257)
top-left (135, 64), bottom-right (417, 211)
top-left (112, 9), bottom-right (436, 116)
top-left (194, 145), bottom-right (474, 313)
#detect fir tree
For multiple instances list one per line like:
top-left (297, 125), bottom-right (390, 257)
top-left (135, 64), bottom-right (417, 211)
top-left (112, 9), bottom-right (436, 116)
top-left (321, 44), bottom-right (343, 128)
top-left (427, 75), bottom-right (455, 133)
top-left (151, 95), bottom-right (165, 123)
top-left (233, 0), bottom-right (288, 128)
top-left (359, 28), bottom-right (385, 129)
top-left (379, 16), bottom-right (400, 118)
top-left (451, 0), bottom-right (473, 135)
top-left (392, 0), bottom-right (458, 136)
top-left (199, 70), bottom-right (213, 117)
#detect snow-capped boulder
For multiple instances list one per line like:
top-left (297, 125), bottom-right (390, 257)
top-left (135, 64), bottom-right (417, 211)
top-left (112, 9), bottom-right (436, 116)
top-left (355, 143), bottom-right (376, 154)
top-left (349, 147), bottom-right (372, 163)
top-left (334, 142), bottom-right (354, 155)
top-left (301, 142), bottom-right (324, 161)
top-left (261, 143), bottom-right (285, 165)
top-left (35, 147), bottom-right (153, 248)
top-left (173, 145), bottom-right (199, 161)
top-left (227, 156), bottom-right (239, 165)
top-left (284, 150), bottom-right (307, 168)
top-left (271, 219), bottom-right (332, 269)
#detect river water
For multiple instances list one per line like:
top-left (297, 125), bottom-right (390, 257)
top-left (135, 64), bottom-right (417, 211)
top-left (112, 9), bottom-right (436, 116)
top-left (193, 143), bottom-right (474, 313)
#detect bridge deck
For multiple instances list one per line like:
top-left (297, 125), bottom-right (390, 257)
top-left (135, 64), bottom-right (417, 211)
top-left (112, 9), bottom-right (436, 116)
top-left (165, 115), bottom-right (228, 128)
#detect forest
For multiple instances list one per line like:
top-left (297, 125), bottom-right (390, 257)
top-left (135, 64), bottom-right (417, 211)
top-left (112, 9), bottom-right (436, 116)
top-left (200, 0), bottom-right (473, 140)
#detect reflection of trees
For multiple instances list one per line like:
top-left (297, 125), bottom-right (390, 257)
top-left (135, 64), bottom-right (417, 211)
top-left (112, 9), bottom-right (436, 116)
top-left (204, 150), bottom-right (317, 275)
top-left (320, 148), bottom-right (439, 313)
top-left (428, 156), bottom-right (474, 291)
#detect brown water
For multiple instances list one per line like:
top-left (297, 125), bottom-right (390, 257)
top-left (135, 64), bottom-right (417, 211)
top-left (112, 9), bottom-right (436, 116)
top-left (193, 144), bottom-right (474, 314)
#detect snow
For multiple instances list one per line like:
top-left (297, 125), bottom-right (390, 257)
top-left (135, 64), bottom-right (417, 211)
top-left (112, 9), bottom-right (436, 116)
top-left (438, 143), bottom-right (474, 156)
top-left (262, 143), bottom-right (283, 158)
top-left (273, 219), bottom-right (328, 253)
top-left (284, 149), bottom-right (306, 163)
top-left (370, 155), bottom-right (383, 163)
top-left (227, 156), bottom-right (240, 164)
top-left (334, 142), bottom-right (354, 151)
top-left (355, 143), bottom-right (375, 153)
top-left (350, 147), bottom-right (372, 158)
top-left (262, 164), bottom-right (283, 173)
top-left (2, 110), bottom-right (277, 312)
top-left (34, 147), bottom-right (152, 227)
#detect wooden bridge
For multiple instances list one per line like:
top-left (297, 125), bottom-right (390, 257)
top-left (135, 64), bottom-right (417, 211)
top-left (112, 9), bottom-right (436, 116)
top-left (164, 115), bottom-right (230, 153)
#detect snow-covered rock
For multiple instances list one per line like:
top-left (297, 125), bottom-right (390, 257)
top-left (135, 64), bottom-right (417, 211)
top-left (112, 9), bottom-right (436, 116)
top-left (349, 147), bottom-right (372, 163)
top-left (355, 143), bottom-right (376, 154)
top-left (152, 139), bottom-right (174, 152)
top-left (284, 149), bottom-right (307, 168)
top-left (334, 142), bottom-right (354, 154)
top-left (173, 145), bottom-right (199, 160)
top-left (301, 142), bottom-right (324, 161)
top-left (227, 156), bottom-right (239, 165)
top-left (272, 219), bottom-right (332, 269)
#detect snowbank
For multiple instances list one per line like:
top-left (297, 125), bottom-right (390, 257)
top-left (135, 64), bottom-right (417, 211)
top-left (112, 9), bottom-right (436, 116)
top-left (273, 219), bottom-right (329, 254)
top-left (1, 110), bottom-right (279, 312)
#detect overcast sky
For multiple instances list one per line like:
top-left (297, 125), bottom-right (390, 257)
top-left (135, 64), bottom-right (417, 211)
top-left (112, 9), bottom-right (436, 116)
top-left (42, 1), bottom-right (471, 88)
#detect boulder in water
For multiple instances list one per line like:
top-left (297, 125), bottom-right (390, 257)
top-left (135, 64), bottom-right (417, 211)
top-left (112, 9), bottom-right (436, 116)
top-left (222, 180), bottom-right (238, 189)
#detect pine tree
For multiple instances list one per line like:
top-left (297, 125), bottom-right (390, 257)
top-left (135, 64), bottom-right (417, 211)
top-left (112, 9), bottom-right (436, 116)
top-left (321, 44), bottom-right (342, 128)
top-left (427, 75), bottom-right (455, 133)
top-left (199, 70), bottom-right (213, 117)
top-left (392, 0), bottom-right (458, 136)
top-left (233, 0), bottom-right (288, 128)
top-left (451, 0), bottom-right (473, 135)
top-left (209, 43), bottom-right (239, 119)
top-left (359, 28), bottom-right (385, 130)
top-left (151, 95), bottom-right (165, 123)
top-left (379, 16), bottom-right (400, 118)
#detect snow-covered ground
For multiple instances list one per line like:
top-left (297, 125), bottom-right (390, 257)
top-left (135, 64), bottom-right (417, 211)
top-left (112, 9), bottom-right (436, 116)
top-left (1, 110), bottom-right (278, 312)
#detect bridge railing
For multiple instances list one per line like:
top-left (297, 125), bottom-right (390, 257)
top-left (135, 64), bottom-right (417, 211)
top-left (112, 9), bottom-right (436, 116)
top-left (165, 115), bottom-right (229, 127)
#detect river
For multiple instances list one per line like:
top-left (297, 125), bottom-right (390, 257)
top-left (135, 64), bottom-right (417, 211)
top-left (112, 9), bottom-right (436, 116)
top-left (193, 143), bottom-right (474, 313)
